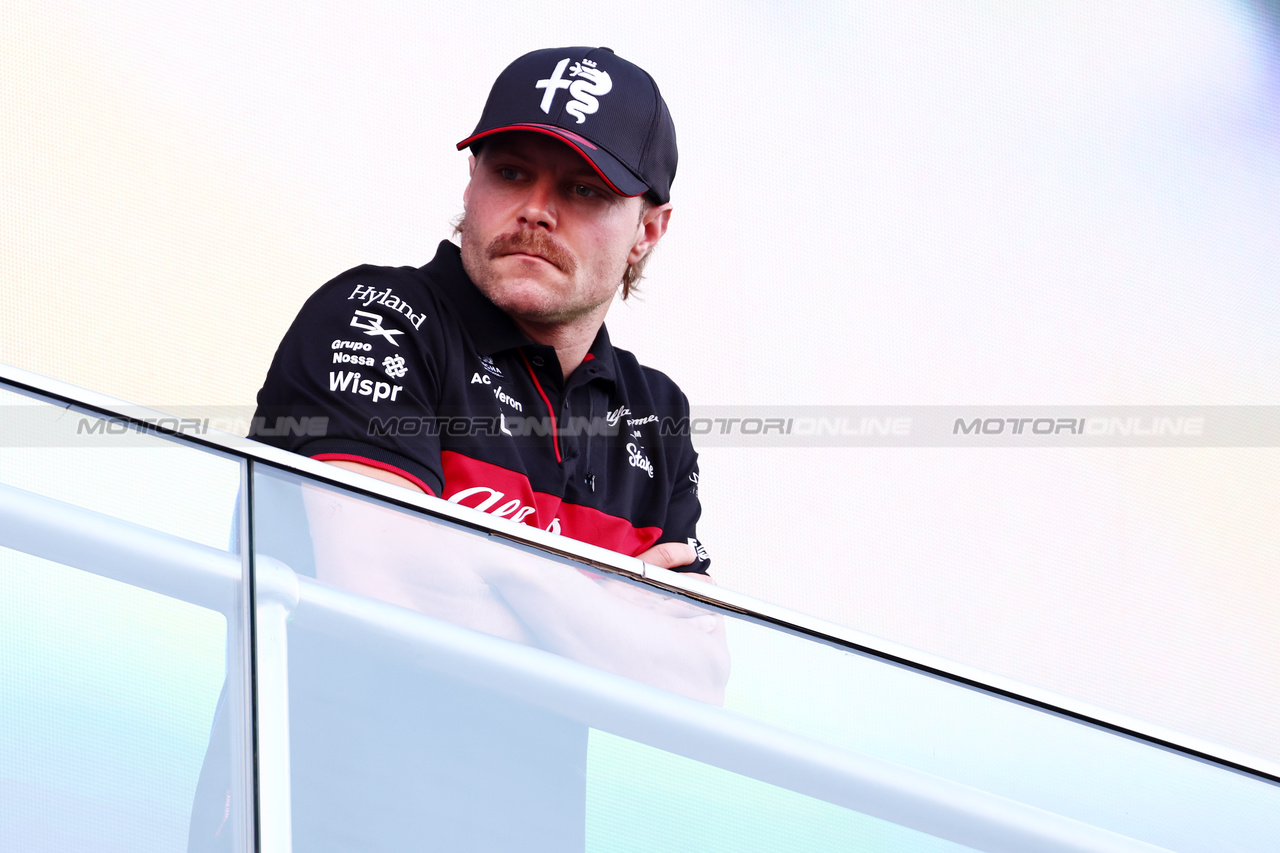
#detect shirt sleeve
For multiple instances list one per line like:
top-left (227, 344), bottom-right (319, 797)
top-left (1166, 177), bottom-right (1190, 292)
top-left (251, 265), bottom-right (446, 495)
top-left (654, 391), bottom-right (711, 574)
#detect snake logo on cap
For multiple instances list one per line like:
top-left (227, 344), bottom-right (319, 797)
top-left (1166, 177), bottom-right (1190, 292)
top-left (535, 58), bottom-right (614, 124)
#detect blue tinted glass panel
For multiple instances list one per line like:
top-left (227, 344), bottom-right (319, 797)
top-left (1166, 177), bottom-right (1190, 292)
top-left (0, 381), bottom-right (252, 853)
top-left (0, 550), bottom-right (228, 852)
top-left (586, 731), bottom-right (972, 853)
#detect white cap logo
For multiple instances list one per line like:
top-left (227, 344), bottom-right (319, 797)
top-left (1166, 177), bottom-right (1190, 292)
top-left (535, 58), bottom-right (613, 124)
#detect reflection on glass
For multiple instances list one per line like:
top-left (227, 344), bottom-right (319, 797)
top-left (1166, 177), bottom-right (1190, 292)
top-left (254, 464), bottom-right (1280, 853)
top-left (256, 466), bottom-right (732, 851)
top-left (297, 473), bottom-right (728, 702)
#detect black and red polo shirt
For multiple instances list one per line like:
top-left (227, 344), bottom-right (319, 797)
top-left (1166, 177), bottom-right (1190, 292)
top-left (253, 240), bottom-right (709, 572)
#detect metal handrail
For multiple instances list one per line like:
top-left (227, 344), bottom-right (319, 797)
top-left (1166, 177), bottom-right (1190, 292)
top-left (0, 476), bottom-right (1173, 853)
top-left (0, 478), bottom-right (241, 610)
top-left (1, 360), bottom-right (1277, 784)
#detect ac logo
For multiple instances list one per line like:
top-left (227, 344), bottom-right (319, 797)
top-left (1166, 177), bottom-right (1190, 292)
top-left (535, 58), bottom-right (613, 124)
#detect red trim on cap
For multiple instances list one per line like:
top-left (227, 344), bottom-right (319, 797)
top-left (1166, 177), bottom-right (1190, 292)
top-left (311, 453), bottom-right (435, 496)
top-left (456, 125), bottom-right (643, 199)
top-left (518, 123), bottom-right (598, 149)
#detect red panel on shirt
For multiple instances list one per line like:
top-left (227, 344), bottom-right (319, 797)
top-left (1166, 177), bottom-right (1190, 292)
top-left (440, 451), bottom-right (661, 556)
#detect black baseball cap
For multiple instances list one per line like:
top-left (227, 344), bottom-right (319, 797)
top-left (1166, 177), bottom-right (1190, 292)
top-left (457, 47), bottom-right (678, 204)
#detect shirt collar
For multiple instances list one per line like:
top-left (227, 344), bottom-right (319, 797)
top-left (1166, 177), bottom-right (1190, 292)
top-left (579, 324), bottom-right (618, 385)
top-left (424, 240), bottom-right (620, 386)
top-left (424, 241), bottom-right (530, 356)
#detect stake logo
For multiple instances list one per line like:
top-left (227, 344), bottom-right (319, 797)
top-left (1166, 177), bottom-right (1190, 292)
top-left (626, 442), bottom-right (654, 478)
top-left (535, 58), bottom-right (613, 124)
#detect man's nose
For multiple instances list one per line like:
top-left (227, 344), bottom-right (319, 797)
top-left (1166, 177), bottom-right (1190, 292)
top-left (517, 179), bottom-right (557, 230)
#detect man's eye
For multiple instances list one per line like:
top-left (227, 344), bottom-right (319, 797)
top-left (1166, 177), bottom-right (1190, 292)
top-left (572, 184), bottom-right (598, 198)
top-left (499, 167), bottom-right (520, 181)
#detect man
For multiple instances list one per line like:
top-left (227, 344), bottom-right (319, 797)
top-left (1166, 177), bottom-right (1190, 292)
top-left (253, 45), bottom-right (710, 578)
top-left (190, 48), bottom-right (724, 853)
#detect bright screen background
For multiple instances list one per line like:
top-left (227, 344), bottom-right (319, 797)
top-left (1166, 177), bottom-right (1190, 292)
top-left (3, 0), bottom-right (1278, 762)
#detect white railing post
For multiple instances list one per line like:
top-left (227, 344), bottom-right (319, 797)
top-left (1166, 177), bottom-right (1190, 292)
top-left (254, 555), bottom-right (299, 853)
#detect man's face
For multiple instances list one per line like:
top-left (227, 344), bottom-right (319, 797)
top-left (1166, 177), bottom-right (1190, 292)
top-left (460, 132), bottom-right (663, 328)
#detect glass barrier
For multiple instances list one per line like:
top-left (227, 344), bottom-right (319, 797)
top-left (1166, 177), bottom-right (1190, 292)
top-left (254, 464), bottom-right (1280, 852)
top-left (4, 365), bottom-right (1278, 853)
top-left (0, 387), bottom-right (241, 548)
top-left (254, 464), bottom-right (986, 852)
top-left (0, 382), bottom-right (252, 853)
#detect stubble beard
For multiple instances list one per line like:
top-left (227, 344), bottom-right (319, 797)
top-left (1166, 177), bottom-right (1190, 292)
top-left (460, 224), bottom-right (617, 325)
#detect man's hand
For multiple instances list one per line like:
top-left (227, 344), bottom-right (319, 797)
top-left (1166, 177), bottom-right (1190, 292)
top-left (637, 541), bottom-right (696, 571)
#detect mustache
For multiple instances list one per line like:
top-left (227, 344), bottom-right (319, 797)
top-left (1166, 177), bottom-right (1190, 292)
top-left (486, 230), bottom-right (577, 275)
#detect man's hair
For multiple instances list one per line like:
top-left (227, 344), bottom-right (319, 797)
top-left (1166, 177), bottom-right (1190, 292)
top-left (620, 198), bottom-right (655, 300)
top-left (453, 198), bottom-right (656, 300)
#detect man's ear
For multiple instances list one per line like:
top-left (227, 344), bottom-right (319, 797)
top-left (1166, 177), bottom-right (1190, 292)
top-left (629, 203), bottom-right (672, 265)
top-left (463, 154), bottom-right (477, 205)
